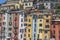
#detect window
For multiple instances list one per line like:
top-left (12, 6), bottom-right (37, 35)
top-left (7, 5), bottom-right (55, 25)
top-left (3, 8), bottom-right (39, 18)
top-left (21, 34), bottom-right (22, 38)
top-left (53, 36), bottom-right (55, 38)
top-left (21, 18), bottom-right (23, 22)
top-left (35, 19), bottom-right (36, 22)
top-left (45, 36), bottom-right (47, 38)
top-left (3, 22), bottom-right (6, 25)
top-left (30, 38), bottom-right (31, 40)
top-left (44, 36), bottom-right (47, 40)
top-left (39, 29), bottom-right (42, 33)
top-left (24, 38), bottom-right (26, 40)
top-left (39, 24), bottom-right (42, 27)
top-left (28, 34), bottom-right (30, 37)
top-left (20, 29), bottom-right (23, 33)
top-left (25, 3), bottom-right (27, 6)
top-left (28, 29), bottom-right (30, 32)
top-left (59, 31), bottom-right (60, 34)
top-left (4, 17), bottom-right (5, 20)
top-left (45, 25), bottom-right (49, 28)
top-left (29, 19), bottom-right (31, 22)
top-left (9, 28), bottom-right (12, 31)
top-left (21, 13), bottom-right (23, 16)
top-left (44, 30), bottom-right (48, 33)
top-left (40, 20), bottom-right (42, 22)
top-left (10, 17), bottom-right (12, 21)
top-left (28, 24), bottom-right (31, 26)
top-left (8, 33), bottom-right (11, 37)
top-left (46, 3), bottom-right (48, 5)
top-left (53, 30), bottom-right (55, 34)
top-left (9, 13), bottom-right (11, 15)
top-left (53, 25), bottom-right (55, 28)
top-left (46, 15), bottom-right (48, 18)
top-left (9, 22), bottom-right (12, 26)
top-left (37, 39), bottom-right (39, 40)
top-left (34, 24), bottom-right (36, 27)
top-left (34, 34), bottom-right (36, 37)
top-left (46, 19), bottom-right (49, 22)
top-left (2, 27), bottom-right (5, 31)
top-left (7, 38), bottom-right (10, 40)
top-left (38, 34), bottom-right (39, 38)
top-left (24, 24), bottom-right (27, 26)
top-left (21, 24), bottom-right (23, 27)
top-left (34, 39), bottom-right (36, 40)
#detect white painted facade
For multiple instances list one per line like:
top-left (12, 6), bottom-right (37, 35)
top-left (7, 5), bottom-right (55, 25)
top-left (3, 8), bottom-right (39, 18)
top-left (4, 12), bottom-right (8, 40)
top-left (19, 12), bottom-right (24, 40)
top-left (44, 2), bottom-right (51, 9)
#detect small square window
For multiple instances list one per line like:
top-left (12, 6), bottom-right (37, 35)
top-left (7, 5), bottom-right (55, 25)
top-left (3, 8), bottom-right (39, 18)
top-left (9, 28), bottom-right (12, 31)
top-left (21, 18), bottom-right (23, 22)
top-left (45, 25), bottom-right (49, 28)
top-left (25, 3), bottom-right (27, 6)
top-left (39, 29), bottom-right (42, 33)
top-left (24, 38), bottom-right (26, 40)
top-left (38, 34), bottom-right (39, 38)
top-left (28, 34), bottom-right (30, 37)
top-left (46, 19), bottom-right (49, 22)
top-left (21, 34), bottom-right (22, 38)
top-left (9, 22), bottom-right (12, 26)
top-left (46, 15), bottom-right (48, 17)
top-left (8, 33), bottom-right (11, 37)
top-left (40, 20), bottom-right (42, 21)
top-left (4, 17), bottom-right (5, 20)
top-left (21, 24), bottom-right (23, 27)
top-left (29, 19), bottom-right (31, 22)
top-left (39, 24), bottom-right (42, 27)
top-left (53, 25), bottom-right (55, 28)
top-left (28, 24), bottom-right (31, 26)
top-left (3, 22), bottom-right (6, 25)
top-left (44, 30), bottom-right (48, 33)
top-left (28, 29), bottom-right (30, 32)
top-left (24, 24), bottom-right (27, 26)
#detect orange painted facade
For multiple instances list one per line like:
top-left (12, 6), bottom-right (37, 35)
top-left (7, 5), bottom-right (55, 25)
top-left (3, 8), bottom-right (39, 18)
top-left (12, 13), bottom-right (19, 40)
top-left (0, 13), bottom-right (5, 40)
top-left (51, 21), bottom-right (60, 40)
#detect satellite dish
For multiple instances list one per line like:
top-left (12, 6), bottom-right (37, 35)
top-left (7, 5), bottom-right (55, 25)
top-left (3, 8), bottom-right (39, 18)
top-left (0, 0), bottom-right (7, 4)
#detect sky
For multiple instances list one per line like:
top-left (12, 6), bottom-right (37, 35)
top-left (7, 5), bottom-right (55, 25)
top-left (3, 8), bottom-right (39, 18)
top-left (0, 0), bottom-right (6, 4)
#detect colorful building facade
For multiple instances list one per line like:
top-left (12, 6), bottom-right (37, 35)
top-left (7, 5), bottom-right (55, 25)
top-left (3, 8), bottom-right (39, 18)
top-left (51, 14), bottom-right (60, 40)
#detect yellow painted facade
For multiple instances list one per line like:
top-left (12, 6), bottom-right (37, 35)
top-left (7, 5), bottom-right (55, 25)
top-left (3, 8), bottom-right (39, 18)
top-left (36, 13), bottom-right (52, 40)
top-left (26, 15), bottom-right (33, 40)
